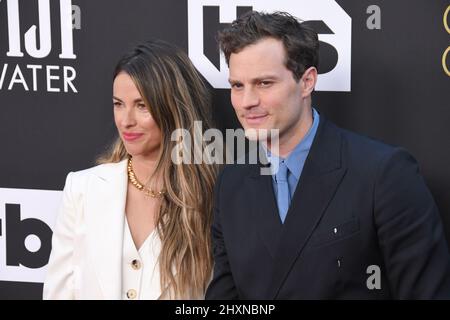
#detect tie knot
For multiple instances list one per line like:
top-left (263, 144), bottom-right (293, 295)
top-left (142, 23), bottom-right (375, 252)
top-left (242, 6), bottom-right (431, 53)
top-left (275, 161), bottom-right (288, 182)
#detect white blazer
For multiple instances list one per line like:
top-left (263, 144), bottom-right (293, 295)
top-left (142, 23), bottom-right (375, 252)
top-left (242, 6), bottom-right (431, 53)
top-left (43, 160), bottom-right (165, 300)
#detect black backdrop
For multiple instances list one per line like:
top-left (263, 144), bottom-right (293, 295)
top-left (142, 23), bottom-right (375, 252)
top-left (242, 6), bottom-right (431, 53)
top-left (1, 0), bottom-right (449, 299)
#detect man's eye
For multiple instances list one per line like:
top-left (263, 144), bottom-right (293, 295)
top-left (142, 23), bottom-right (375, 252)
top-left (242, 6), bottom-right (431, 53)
top-left (231, 83), bottom-right (243, 89)
top-left (259, 81), bottom-right (272, 87)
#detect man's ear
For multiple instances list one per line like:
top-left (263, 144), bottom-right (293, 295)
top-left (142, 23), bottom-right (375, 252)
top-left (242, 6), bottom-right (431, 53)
top-left (300, 67), bottom-right (318, 98)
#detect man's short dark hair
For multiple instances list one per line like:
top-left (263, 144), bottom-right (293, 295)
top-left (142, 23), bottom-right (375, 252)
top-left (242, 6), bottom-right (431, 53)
top-left (218, 11), bottom-right (319, 81)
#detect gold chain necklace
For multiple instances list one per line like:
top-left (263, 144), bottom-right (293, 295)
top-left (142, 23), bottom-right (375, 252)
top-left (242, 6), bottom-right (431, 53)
top-left (127, 157), bottom-right (165, 198)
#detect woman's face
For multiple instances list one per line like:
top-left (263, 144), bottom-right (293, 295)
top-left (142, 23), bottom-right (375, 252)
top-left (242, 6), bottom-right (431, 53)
top-left (113, 72), bottom-right (162, 159)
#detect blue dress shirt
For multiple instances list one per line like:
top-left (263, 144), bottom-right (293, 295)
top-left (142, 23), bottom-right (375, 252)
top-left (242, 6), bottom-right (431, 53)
top-left (266, 108), bottom-right (320, 222)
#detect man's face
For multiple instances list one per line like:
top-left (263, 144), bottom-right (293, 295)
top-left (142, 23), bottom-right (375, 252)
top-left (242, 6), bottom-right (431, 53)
top-left (229, 37), bottom-right (308, 143)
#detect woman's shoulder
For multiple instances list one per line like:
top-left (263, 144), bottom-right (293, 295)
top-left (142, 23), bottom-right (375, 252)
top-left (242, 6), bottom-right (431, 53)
top-left (64, 159), bottom-right (127, 189)
top-left (70, 160), bottom-right (126, 177)
top-left (58, 160), bottom-right (128, 216)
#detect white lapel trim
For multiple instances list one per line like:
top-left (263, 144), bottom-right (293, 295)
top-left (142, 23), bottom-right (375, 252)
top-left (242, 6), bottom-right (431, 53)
top-left (85, 160), bottom-right (127, 299)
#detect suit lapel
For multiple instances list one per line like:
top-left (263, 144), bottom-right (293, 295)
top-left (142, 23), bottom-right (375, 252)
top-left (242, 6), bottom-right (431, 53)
top-left (267, 118), bottom-right (347, 298)
top-left (246, 165), bottom-right (282, 258)
top-left (85, 160), bottom-right (128, 299)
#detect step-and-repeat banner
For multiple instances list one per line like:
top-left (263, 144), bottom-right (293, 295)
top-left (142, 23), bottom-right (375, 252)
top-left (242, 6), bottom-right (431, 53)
top-left (1, 0), bottom-right (449, 299)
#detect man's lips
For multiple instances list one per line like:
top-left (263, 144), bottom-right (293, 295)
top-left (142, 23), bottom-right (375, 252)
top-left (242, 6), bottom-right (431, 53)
top-left (244, 114), bottom-right (268, 124)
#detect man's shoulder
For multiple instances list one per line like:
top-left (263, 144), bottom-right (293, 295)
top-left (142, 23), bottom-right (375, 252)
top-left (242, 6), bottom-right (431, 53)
top-left (322, 120), bottom-right (418, 180)
top-left (325, 120), bottom-right (401, 161)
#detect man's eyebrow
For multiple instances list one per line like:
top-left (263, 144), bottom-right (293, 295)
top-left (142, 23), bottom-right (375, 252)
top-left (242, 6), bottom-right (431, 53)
top-left (252, 75), bottom-right (278, 82)
top-left (228, 75), bottom-right (279, 84)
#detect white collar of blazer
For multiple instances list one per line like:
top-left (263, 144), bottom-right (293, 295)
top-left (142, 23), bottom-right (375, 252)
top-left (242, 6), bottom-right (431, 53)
top-left (84, 159), bottom-right (176, 300)
top-left (84, 159), bottom-right (128, 299)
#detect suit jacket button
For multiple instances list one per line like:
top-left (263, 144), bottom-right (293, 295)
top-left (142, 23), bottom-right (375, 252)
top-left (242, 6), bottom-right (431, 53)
top-left (131, 259), bottom-right (141, 270)
top-left (127, 289), bottom-right (137, 299)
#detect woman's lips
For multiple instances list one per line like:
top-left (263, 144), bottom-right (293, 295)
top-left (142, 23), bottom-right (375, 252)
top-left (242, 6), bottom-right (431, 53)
top-left (122, 132), bottom-right (144, 141)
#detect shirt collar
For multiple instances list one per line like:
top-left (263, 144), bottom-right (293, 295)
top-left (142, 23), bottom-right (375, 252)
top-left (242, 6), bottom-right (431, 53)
top-left (266, 108), bottom-right (320, 179)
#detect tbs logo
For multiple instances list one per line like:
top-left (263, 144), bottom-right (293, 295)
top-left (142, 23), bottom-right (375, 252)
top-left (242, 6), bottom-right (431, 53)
top-left (187, 0), bottom-right (352, 91)
top-left (0, 188), bottom-right (60, 283)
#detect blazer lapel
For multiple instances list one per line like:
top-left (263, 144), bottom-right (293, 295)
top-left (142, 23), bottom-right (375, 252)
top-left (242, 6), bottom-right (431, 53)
top-left (85, 160), bottom-right (128, 299)
top-left (246, 166), bottom-right (283, 258)
top-left (267, 118), bottom-right (347, 298)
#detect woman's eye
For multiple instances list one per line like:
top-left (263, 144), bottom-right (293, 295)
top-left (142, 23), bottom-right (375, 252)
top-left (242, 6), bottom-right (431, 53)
top-left (137, 104), bottom-right (148, 110)
top-left (113, 101), bottom-right (122, 107)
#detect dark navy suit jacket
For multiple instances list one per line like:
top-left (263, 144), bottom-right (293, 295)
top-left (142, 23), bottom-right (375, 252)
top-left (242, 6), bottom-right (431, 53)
top-left (206, 117), bottom-right (450, 299)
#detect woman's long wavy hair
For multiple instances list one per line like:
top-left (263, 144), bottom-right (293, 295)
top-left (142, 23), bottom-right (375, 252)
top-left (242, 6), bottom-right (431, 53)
top-left (98, 40), bottom-right (218, 299)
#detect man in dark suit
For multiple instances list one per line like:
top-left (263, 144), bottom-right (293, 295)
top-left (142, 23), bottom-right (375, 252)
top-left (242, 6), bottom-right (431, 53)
top-left (205, 11), bottom-right (450, 299)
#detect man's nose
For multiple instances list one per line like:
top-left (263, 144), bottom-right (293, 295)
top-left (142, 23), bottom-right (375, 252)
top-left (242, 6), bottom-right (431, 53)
top-left (241, 87), bottom-right (260, 109)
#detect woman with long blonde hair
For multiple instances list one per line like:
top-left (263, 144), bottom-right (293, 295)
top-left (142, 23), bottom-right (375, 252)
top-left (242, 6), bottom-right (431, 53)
top-left (43, 40), bottom-right (218, 299)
